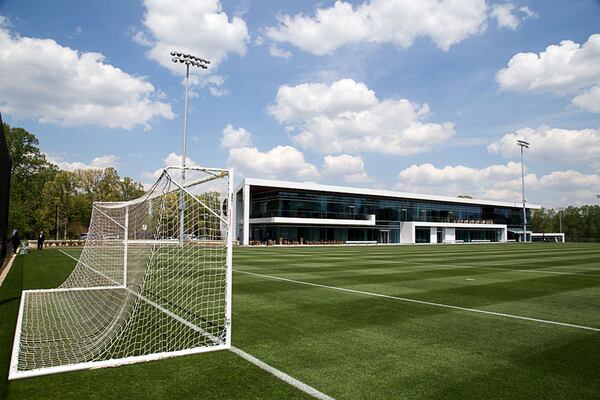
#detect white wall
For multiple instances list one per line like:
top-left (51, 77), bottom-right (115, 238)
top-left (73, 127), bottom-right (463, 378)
top-left (430, 227), bottom-right (438, 244)
top-left (400, 222), bottom-right (414, 244)
top-left (444, 227), bottom-right (455, 242)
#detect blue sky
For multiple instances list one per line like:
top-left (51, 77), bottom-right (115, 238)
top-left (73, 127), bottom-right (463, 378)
top-left (0, 0), bottom-right (599, 207)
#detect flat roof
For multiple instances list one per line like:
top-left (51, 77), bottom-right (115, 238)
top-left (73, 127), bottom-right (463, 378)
top-left (237, 177), bottom-right (541, 210)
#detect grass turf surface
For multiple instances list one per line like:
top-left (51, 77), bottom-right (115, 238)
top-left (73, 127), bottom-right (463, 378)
top-left (1, 243), bottom-right (599, 399)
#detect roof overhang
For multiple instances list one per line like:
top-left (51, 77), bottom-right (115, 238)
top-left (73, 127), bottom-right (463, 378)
top-left (236, 177), bottom-right (542, 210)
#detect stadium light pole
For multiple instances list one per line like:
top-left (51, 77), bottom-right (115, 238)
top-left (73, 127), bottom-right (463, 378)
top-left (517, 139), bottom-right (530, 242)
top-left (558, 207), bottom-right (564, 234)
top-left (170, 51), bottom-right (210, 242)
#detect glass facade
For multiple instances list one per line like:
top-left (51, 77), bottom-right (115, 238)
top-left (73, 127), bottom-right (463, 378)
top-left (245, 186), bottom-right (531, 244)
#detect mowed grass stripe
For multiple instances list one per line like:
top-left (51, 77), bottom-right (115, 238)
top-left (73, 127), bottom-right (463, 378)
top-left (234, 243), bottom-right (600, 328)
top-left (235, 270), bottom-right (600, 332)
top-left (232, 259), bottom-right (600, 399)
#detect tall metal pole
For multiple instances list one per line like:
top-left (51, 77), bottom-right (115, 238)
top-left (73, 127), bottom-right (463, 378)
top-left (182, 63), bottom-right (190, 172)
top-left (558, 207), bottom-right (563, 234)
top-left (179, 64), bottom-right (190, 243)
top-left (170, 51), bottom-right (209, 243)
top-left (517, 140), bottom-right (529, 243)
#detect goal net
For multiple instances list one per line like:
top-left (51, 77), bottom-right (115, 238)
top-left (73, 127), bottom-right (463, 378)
top-left (9, 166), bottom-right (233, 379)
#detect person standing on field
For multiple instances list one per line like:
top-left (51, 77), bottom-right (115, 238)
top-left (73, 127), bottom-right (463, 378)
top-left (37, 231), bottom-right (46, 251)
top-left (11, 230), bottom-right (21, 254)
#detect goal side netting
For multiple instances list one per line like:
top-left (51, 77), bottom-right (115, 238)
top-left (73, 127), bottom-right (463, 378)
top-left (9, 166), bottom-right (233, 379)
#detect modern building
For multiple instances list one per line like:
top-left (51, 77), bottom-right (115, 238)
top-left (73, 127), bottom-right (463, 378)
top-left (235, 178), bottom-right (541, 245)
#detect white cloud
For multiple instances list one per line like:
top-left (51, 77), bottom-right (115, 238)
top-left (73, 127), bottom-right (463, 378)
top-left (519, 6), bottom-right (537, 19)
top-left (269, 44), bottom-right (292, 59)
top-left (140, 0), bottom-right (248, 73)
top-left (323, 154), bottom-right (375, 183)
top-left (265, 0), bottom-right (488, 55)
top-left (220, 124), bottom-right (252, 148)
top-left (227, 145), bottom-right (319, 180)
top-left (490, 4), bottom-right (519, 29)
top-left (496, 34), bottom-right (600, 112)
top-left (268, 78), bottom-right (454, 155)
top-left (488, 126), bottom-right (600, 164)
top-left (208, 86), bottom-right (230, 97)
top-left (490, 3), bottom-right (536, 30)
top-left (131, 30), bottom-right (152, 46)
top-left (572, 85), bottom-right (600, 113)
top-left (396, 162), bottom-right (600, 207)
top-left (47, 154), bottom-right (118, 171)
top-left (0, 22), bottom-right (174, 129)
top-left (142, 152), bottom-right (198, 179)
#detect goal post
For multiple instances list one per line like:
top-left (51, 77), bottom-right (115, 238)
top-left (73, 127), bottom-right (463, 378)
top-left (9, 166), bottom-right (233, 380)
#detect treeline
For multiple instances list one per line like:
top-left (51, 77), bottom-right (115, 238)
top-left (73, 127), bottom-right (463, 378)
top-left (4, 123), bottom-right (145, 240)
top-left (532, 206), bottom-right (600, 242)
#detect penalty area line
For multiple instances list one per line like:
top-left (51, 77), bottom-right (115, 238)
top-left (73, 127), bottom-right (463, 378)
top-left (235, 270), bottom-right (600, 333)
top-left (230, 347), bottom-right (335, 400)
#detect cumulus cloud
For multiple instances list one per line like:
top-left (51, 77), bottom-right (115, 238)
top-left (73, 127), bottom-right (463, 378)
top-left (396, 162), bottom-right (600, 207)
top-left (490, 3), bottom-right (537, 30)
top-left (0, 21), bottom-right (173, 129)
top-left (265, 0), bottom-right (488, 55)
top-left (268, 44), bottom-right (292, 59)
top-left (142, 152), bottom-right (199, 179)
top-left (488, 126), bottom-right (600, 164)
top-left (227, 145), bottom-right (319, 180)
top-left (323, 154), bottom-right (375, 184)
top-left (572, 86), bottom-right (600, 113)
top-left (220, 124), bottom-right (252, 148)
top-left (496, 34), bottom-right (600, 112)
top-left (47, 154), bottom-right (118, 171)
top-left (139, 0), bottom-right (248, 73)
top-left (268, 78), bottom-right (454, 155)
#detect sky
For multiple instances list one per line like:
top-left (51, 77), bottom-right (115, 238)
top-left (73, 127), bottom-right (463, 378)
top-left (0, 0), bottom-right (599, 208)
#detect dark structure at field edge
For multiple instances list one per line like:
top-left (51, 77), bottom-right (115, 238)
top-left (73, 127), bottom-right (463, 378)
top-left (0, 111), bottom-right (12, 264)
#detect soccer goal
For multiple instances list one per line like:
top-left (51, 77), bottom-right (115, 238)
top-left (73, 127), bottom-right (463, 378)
top-left (9, 166), bottom-right (233, 379)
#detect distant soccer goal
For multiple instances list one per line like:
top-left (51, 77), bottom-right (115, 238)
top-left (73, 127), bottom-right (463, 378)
top-left (9, 166), bottom-right (233, 379)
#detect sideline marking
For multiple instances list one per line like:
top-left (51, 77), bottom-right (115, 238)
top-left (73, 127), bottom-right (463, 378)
top-left (57, 249), bottom-right (334, 399)
top-left (236, 270), bottom-right (600, 333)
top-left (231, 347), bottom-right (335, 400)
top-left (0, 253), bottom-right (17, 288)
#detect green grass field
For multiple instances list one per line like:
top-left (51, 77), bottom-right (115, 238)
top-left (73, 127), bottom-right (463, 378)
top-left (1, 243), bottom-right (599, 399)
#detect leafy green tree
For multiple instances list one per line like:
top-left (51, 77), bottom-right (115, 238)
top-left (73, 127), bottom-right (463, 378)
top-left (4, 123), bottom-right (57, 238)
top-left (119, 177), bottom-right (145, 201)
top-left (41, 171), bottom-right (77, 239)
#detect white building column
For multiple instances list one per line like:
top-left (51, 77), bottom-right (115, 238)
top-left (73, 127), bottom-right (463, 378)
top-left (430, 227), bottom-right (437, 244)
top-left (243, 184), bottom-right (250, 245)
top-left (444, 227), bottom-right (455, 242)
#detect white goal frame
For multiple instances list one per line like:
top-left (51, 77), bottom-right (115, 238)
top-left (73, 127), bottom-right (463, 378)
top-left (9, 166), bottom-right (234, 380)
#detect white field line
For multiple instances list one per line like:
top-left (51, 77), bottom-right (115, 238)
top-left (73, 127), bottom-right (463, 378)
top-left (57, 250), bottom-right (331, 399)
top-left (230, 347), bottom-right (335, 400)
top-left (0, 253), bottom-right (17, 288)
top-left (236, 270), bottom-right (600, 333)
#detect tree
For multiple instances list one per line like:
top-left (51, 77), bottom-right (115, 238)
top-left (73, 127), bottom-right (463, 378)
top-left (74, 167), bottom-right (142, 203)
top-left (5, 123), bottom-right (148, 239)
top-left (532, 205), bottom-right (600, 242)
top-left (119, 177), bottom-right (145, 201)
top-left (4, 123), bottom-right (57, 238)
top-left (41, 171), bottom-right (77, 240)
